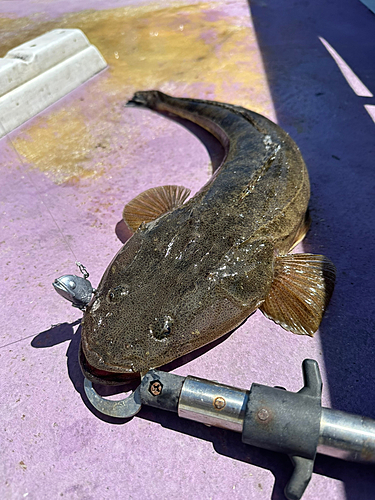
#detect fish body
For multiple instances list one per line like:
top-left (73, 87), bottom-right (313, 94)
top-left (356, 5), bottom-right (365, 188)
top-left (80, 91), bottom-right (335, 382)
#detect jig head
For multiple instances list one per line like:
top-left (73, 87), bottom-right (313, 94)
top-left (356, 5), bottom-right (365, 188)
top-left (53, 262), bottom-right (94, 310)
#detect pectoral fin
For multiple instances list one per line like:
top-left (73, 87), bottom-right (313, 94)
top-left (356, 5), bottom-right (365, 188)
top-left (123, 185), bottom-right (190, 232)
top-left (215, 240), bottom-right (274, 308)
top-left (260, 253), bottom-right (336, 336)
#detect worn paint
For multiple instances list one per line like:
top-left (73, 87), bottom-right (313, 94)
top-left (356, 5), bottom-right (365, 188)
top-left (1, 2), bottom-right (274, 184)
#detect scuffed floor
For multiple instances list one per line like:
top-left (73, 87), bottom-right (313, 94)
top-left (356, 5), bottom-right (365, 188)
top-left (1, 1), bottom-right (374, 499)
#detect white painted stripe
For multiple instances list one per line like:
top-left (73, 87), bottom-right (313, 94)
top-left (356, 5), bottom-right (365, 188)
top-left (319, 37), bottom-right (373, 97)
top-left (364, 104), bottom-right (375, 123)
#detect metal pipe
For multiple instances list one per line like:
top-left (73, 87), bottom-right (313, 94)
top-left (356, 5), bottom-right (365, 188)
top-left (178, 376), bottom-right (249, 433)
top-left (318, 407), bottom-right (375, 462)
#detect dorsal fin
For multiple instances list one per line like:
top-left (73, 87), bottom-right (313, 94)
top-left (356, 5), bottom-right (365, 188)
top-left (123, 185), bottom-right (191, 232)
top-left (260, 253), bottom-right (336, 336)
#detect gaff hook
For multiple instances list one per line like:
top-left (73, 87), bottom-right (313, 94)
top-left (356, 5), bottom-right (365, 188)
top-left (84, 378), bottom-right (142, 418)
top-left (84, 361), bottom-right (375, 500)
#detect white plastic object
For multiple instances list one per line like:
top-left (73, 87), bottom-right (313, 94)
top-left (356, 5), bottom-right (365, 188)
top-left (0, 29), bottom-right (107, 137)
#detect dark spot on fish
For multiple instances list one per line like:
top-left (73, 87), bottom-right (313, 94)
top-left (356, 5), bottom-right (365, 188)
top-left (150, 315), bottom-right (174, 340)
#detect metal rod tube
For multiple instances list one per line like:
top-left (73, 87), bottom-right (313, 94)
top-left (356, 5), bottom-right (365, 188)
top-left (178, 376), bottom-right (249, 432)
top-left (318, 407), bottom-right (375, 462)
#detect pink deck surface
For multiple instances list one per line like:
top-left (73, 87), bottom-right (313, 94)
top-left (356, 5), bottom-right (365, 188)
top-left (1, 1), bottom-right (374, 499)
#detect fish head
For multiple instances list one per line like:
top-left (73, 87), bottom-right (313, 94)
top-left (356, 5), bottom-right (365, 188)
top-left (80, 219), bottom-right (274, 383)
top-left (80, 231), bottom-right (219, 381)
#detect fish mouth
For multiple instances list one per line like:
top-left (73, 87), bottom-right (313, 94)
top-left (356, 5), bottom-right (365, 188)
top-left (79, 343), bottom-right (140, 386)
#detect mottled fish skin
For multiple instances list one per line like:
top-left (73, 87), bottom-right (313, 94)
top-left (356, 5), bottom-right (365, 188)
top-left (80, 91), bottom-right (331, 382)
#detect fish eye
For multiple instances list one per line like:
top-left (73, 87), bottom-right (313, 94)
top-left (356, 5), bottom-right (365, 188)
top-left (150, 315), bottom-right (174, 340)
top-left (68, 280), bottom-right (76, 289)
top-left (106, 285), bottom-right (129, 303)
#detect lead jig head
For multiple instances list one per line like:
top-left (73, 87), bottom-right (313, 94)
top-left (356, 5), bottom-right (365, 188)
top-left (53, 262), bottom-right (94, 310)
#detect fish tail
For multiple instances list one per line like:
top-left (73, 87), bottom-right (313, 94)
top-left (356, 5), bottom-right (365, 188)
top-left (126, 91), bottom-right (231, 148)
top-left (126, 90), bottom-right (166, 109)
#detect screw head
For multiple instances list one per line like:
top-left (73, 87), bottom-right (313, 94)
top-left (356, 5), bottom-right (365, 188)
top-left (213, 396), bottom-right (226, 410)
top-left (257, 408), bottom-right (269, 421)
top-left (149, 380), bottom-right (163, 396)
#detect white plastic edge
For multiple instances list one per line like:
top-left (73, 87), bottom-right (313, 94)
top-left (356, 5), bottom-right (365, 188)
top-left (0, 29), bottom-right (107, 137)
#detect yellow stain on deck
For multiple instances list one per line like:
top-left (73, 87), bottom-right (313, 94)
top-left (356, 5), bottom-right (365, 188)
top-left (0, 2), bottom-right (274, 184)
top-left (12, 109), bottom-right (101, 184)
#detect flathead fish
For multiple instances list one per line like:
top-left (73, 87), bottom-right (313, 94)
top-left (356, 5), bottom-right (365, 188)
top-left (80, 91), bottom-right (335, 383)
